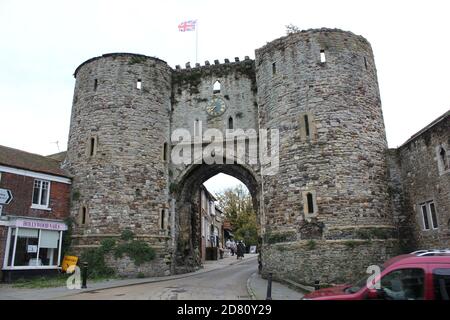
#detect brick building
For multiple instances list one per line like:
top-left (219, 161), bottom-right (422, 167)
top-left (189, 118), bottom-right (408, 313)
top-left (0, 146), bottom-right (71, 281)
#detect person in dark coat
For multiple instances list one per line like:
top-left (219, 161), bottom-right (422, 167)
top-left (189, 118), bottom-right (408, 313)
top-left (236, 241), bottom-right (245, 260)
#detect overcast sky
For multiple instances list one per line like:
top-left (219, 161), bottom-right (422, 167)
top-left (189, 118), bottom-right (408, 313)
top-left (1, 0), bottom-right (449, 191)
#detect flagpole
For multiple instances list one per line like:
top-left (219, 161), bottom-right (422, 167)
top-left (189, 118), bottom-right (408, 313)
top-left (195, 20), bottom-right (199, 64)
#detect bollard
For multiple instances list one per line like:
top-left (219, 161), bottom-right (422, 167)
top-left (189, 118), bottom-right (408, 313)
top-left (314, 280), bottom-right (320, 291)
top-left (81, 262), bottom-right (88, 289)
top-left (266, 272), bottom-right (273, 300)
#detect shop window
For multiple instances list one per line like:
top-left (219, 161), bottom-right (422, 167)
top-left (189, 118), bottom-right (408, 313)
top-left (32, 179), bottom-right (50, 208)
top-left (6, 228), bottom-right (62, 268)
top-left (213, 81), bottom-right (221, 94)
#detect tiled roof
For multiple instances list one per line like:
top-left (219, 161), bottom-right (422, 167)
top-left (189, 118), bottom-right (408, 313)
top-left (0, 145), bottom-right (70, 178)
top-left (46, 151), bottom-right (67, 162)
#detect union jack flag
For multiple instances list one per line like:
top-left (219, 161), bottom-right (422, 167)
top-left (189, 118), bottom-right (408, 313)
top-left (178, 20), bottom-right (197, 32)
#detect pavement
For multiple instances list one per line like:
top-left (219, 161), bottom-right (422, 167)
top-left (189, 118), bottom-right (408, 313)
top-left (247, 272), bottom-right (304, 300)
top-left (0, 253), bottom-right (304, 300)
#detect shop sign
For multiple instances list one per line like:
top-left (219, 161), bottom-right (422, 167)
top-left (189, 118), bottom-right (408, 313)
top-left (14, 219), bottom-right (67, 231)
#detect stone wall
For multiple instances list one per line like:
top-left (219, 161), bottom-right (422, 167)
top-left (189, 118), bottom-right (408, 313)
top-left (262, 239), bottom-right (399, 286)
top-left (65, 53), bottom-right (173, 276)
top-left (169, 59), bottom-right (261, 272)
top-left (389, 112), bottom-right (450, 249)
top-left (64, 29), bottom-right (410, 283)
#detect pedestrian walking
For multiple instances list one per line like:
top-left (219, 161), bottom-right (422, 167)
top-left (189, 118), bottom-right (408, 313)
top-left (236, 240), bottom-right (245, 260)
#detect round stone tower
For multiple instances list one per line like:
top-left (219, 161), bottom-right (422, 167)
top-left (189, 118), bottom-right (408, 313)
top-left (65, 53), bottom-right (173, 277)
top-left (255, 29), bottom-right (396, 284)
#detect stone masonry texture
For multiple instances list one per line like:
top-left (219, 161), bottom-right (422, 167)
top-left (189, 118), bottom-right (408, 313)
top-left (63, 29), bottom-right (449, 284)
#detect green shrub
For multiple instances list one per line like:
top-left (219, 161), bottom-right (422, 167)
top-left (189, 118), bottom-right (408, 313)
top-left (80, 247), bottom-right (114, 277)
top-left (61, 217), bottom-right (75, 256)
top-left (80, 232), bottom-right (156, 277)
top-left (114, 240), bottom-right (156, 266)
top-left (100, 238), bottom-right (116, 253)
top-left (121, 229), bottom-right (135, 241)
top-left (306, 240), bottom-right (317, 250)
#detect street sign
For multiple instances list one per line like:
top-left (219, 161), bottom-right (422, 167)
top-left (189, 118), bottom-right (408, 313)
top-left (0, 189), bottom-right (13, 205)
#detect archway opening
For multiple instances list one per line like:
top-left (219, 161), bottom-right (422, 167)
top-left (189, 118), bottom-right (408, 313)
top-left (172, 163), bottom-right (261, 273)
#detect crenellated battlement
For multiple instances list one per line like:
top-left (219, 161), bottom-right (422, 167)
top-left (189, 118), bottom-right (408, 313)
top-left (171, 56), bottom-right (255, 91)
top-left (174, 56), bottom-right (253, 72)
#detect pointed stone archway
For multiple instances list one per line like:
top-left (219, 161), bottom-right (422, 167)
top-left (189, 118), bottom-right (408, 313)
top-left (171, 161), bottom-right (261, 273)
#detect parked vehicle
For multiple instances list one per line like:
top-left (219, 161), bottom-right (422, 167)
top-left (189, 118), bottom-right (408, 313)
top-left (302, 250), bottom-right (450, 300)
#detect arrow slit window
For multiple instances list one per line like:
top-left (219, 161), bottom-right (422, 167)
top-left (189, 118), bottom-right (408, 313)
top-left (32, 180), bottom-right (50, 208)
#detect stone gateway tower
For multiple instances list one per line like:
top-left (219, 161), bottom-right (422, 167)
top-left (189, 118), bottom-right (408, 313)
top-left (65, 29), bottom-right (398, 284)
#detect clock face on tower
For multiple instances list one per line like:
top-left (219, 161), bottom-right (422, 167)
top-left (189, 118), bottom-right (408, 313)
top-left (206, 97), bottom-right (226, 117)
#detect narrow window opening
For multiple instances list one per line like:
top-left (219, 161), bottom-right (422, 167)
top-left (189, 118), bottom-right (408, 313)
top-left (89, 137), bottom-right (95, 157)
top-left (163, 142), bottom-right (168, 161)
top-left (272, 62), bottom-right (276, 75)
top-left (228, 116), bottom-right (234, 129)
top-left (94, 79), bottom-right (98, 91)
top-left (364, 57), bottom-right (368, 70)
top-left (306, 193), bottom-right (314, 214)
top-left (320, 50), bottom-right (326, 63)
top-left (440, 147), bottom-right (448, 170)
top-left (137, 79), bottom-right (142, 90)
top-left (81, 206), bottom-right (87, 225)
top-left (304, 115), bottom-right (310, 137)
top-left (213, 81), bottom-right (221, 94)
top-left (161, 209), bottom-right (165, 229)
top-left (421, 204), bottom-right (430, 230)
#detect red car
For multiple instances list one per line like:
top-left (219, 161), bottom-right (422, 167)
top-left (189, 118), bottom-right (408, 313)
top-left (302, 250), bottom-right (450, 300)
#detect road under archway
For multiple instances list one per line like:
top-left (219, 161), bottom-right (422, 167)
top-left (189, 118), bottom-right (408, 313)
top-left (172, 162), bottom-right (262, 274)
